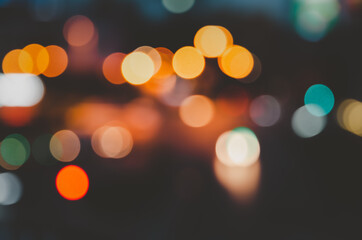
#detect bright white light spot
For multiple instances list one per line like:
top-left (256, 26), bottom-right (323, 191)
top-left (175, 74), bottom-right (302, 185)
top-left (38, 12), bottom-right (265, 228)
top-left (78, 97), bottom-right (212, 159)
top-left (0, 73), bottom-right (45, 107)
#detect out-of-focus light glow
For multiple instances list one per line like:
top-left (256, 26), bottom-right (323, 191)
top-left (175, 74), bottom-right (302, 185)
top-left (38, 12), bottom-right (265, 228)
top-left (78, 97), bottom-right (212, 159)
top-left (292, 104), bottom-right (326, 138)
top-left (250, 95), bottom-right (281, 127)
top-left (218, 45), bottom-right (254, 79)
top-left (141, 74), bottom-right (177, 97)
top-left (0, 106), bottom-right (36, 127)
top-left (63, 15), bottom-right (95, 47)
top-left (293, 0), bottom-right (340, 42)
top-left (135, 46), bottom-right (162, 75)
top-left (179, 95), bottom-right (215, 128)
top-left (50, 130), bottom-right (81, 162)
top-left (0, 134), bottom-right (30, 167)
top-left (31, 0), bottom-right (63, 22)
top-left (153, 47), bottom-right (174, 79)
top-left (32, 134), bottom-right (57, 165)
top-left (40, 45), bottom-right (68, 77)
top-left (194, 25), bottom-right (233, 58)
top-left (0, 172), bottom-right (22, 205)
top-left (22, 43), bottom-right (49, 75)
top-left (214, 159), bottom-right (260, 203)
top-left (121, 51), bottom-right (155, 85)
top-left (304, 84), bottom-right (334, 116)
top-left (56, 165), bottom-right (89, 201)
top-left (0, 143), bottom-right (21, 170)
top-left (92, 125), bottom-right (133, 159)
top-left (337, 99), bottom-right (362, 136)
top-left (216, 127), bottom-right (260, 167)
top-left (216, 85), bottom-right (249, 117)
top-left (2, 49), bottom-right (33, 74)
top-left (162, 0), bottom-right (195, 14)
top-left (161, 76), bottom-right (193, 106)
top-left (172, 46), bottom-right (205, 79)
top-left (238, 53), bottom-right (262, 84)
top-left (0, 73), bottom-right (45, 107)
top-left (123, 98), bottom-right (162, 143)
top-left (102, 52), bottom-right (126, 85)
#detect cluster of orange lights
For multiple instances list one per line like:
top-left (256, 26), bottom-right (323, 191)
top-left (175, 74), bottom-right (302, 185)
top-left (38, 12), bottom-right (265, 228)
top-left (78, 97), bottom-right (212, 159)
top-left (2, 44), bottom-right (68, 77)
top-left (102, 25), bottom-right (255, 87)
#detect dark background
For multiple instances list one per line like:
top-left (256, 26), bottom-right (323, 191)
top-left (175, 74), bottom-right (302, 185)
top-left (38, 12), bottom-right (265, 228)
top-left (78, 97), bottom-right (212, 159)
top-left (0, 0), bottom-right (362, 239)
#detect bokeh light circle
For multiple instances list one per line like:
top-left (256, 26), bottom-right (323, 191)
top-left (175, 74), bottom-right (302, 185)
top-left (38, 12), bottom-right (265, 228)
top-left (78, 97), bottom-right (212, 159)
top-left (172, 46), bottom-right (205, 79)
top-left (50, 130), bottom-right (81, 162)
top-left (22, 43), bottom-right (49, 75)
top-left (162, 0), bottom-right (195, 14)
top-left (0, 134), bottom-right (30, 167)
top-left (292, 105), bottom-right (326, 138)
top-left (153, 47), bottom-right (174, 79)
top-left (337, 99), bottom-right (362, 136)
top-left (194, 25), bottom-right (233, 58)
top-left (0, 172), bottom-right (22, 205)
top-left (2, 49), bottom-right (33, 74)
top-left (32, 134), bottom-right (57, 165)
top-left (63, 15), bottom-right (95, 47)
top-left (179, 95), bottom-right (215, 128)
top-left (135, 46), bottom-right (162, 75)
top-left (250, 95), bottom-right (281, 127)
top-left (0, 73), bottom-right (45, 107)
top-left (92, 125), bottom-right (133, 159)
top-left (216, 128), bottom-right (260, 167)
top-left (102, 52), bottom-right (126, 85)
top-left (304, 84), bottom-right (334, 116)
top-left (121, 51), bottom-right (155, 85)
top-left (40, 45), bottom-right (68, 78)
top-left (218, 45), bottom-right (254, 79)
top-left (56, 165), bottom-right (89, 201)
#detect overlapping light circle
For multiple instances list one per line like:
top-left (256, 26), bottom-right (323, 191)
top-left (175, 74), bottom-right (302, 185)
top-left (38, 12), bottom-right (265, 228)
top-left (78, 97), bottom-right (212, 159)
top-left (50, 130), bottom-right (81, 162)
top-left (292, 105), bottom-right (326, 138)
top-left (194, 25), bottom-right (233, 58)
top-left (172, 46), bottom-right (205, 79)
top-left (218, 45), bottom-right (254, 79)
top-left (304, 84), bottom-right (334, 116)
top-left (216, 127), bottom-right (260, 167)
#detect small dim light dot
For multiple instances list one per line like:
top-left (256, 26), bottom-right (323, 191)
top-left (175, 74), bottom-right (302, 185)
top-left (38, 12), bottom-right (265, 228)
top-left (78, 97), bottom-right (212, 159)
top-left (56, 165), bottom-right (89, 201)
top-left (172, 46), bottom-right (205, 79)
top-left (40, 45), bottom-right (68, 78)
top-left (2, 49), bottom-right (33, 74)
top-left (162, 0), bottom-right (195, 14)
top-left (50, 130), bottom-right (81, 162)
top-left (218, 45), bottom-right (254, 79)
top-left (179, 95), bottom-right (214, 128)
top-left (22, 44), bottom-right (49, 75)
top-left (250, 95), bottom-right (281, 127)
top-left (194, 25), bottom-right (233, 58)
top-left (63, 15), bottom-right (95, 47)
top-left (102, 52), bottom-right (126, 85)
